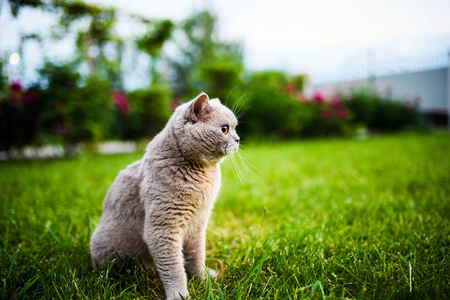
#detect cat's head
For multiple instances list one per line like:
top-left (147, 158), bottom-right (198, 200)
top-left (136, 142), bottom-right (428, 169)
top-left (173, 92), bottom-right (239, 166)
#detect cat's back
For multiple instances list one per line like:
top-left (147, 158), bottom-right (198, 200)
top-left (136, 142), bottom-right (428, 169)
top-left (91, 159), bottom-right (154, 269)
top-left (118, 159), bottom-right (143, 182)
top-left (102, 159), bottom-right (144, 221)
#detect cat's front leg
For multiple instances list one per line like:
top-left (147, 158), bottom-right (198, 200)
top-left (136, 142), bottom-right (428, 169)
top-left (144, 227), bottom-right (189, 300)
top-left (183, 224), bottom-right (217, 280)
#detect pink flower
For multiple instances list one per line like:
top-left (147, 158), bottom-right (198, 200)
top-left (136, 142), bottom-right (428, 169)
top-left (113, 91), bottom-right (130, 115)
top-left (331, 95), bottom-right (341, 107)
top-left (10, 80), bottom-right (22, 91)
top-left (320, 109), bottom-right (333, 120)
top-left (23, 91), bottom-right (36, 105)
top-left (314, 91), bottom-right (325, 103)
top-left (10, 80), bottom-right (23, 103)
top-left (336, 106), bottom-right (348, 119)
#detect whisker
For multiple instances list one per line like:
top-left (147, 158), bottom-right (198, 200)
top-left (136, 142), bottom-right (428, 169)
top-left (237, 93), bottom-right (250, 112)
top-left (225, 154), bottom-right (238, 182)
top-left (225, 87), bottom-right (238, 107)
top-left (234, 94), bottom-right (251, 122)
top-left (237, 150), bottom-right (260, 177)
top-left (232, 92), bottom-right (249, 116)
top-left (231, 154), bottom-right (244, 184)
top-left (230, 155), bottom-right (240, 182)
top-left (236, 105), bottom-right (251, 122)
top-left (223, 155), bottom-right (229, 183)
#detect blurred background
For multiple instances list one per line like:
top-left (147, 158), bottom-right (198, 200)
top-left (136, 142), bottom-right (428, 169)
top-left (1, 0), bottom-right (450, 158)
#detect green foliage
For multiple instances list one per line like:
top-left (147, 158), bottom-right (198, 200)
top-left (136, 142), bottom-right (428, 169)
top-left (42, 1), bottom-right (124, 86)
top-left (72, 7), bottom-right (119, 80)
top-left (72, 77), bottom-right (115, 141)
top-left (0, 62), bottom-right (6, 92)
top-left (182, 11), bottom-right (217, 59)
top-left (137, 19), bottom-right (174, 84)
top-left (59, 1), bottom-right (103, 23)
top-left (0, 133), bottom-right (448, 298)
top-left (137, 20), bottom-right (174, 58)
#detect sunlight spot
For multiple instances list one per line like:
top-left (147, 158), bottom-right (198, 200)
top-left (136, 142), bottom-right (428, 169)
top-left (9, 53), bottom-right (20, 65)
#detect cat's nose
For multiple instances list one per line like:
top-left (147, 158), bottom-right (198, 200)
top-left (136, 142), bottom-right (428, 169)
top-left (235, 138), bottom-right (240, 143)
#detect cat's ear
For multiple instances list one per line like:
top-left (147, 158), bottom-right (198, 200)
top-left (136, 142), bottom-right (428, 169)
top-left (190, 92), bottom-right (212, 122)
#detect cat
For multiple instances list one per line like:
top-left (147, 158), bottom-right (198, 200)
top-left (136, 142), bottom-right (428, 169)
top-left (90, 92), bottom-right (240, 299)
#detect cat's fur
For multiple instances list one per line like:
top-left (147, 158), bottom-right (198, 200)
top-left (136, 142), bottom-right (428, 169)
top-left (90, 93), bottom-right (239, 299)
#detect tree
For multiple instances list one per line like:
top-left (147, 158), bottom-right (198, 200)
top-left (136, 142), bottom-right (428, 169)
top-left (136, 19), bottom-right (174, 84)
top-left (171, 11), bottom-right (244, 101)
top-left (6, 0), bottom-right (43, 17)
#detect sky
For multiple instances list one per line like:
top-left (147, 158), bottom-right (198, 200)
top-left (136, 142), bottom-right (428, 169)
top-left (2, 0), bottom-right (450, 87)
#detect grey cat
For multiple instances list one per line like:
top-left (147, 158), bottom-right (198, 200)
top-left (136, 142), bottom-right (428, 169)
top-left (90, 92), bottom-right (239, 299)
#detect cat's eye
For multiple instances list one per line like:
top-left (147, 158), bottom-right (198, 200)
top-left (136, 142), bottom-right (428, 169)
top-left (221, 125), bottom-right (229, 135)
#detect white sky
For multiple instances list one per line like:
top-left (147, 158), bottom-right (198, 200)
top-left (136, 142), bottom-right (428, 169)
top-left (2, 0), bottom-right (450, 86)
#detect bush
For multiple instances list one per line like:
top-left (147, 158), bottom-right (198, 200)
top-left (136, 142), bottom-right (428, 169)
top-left (0, 62), bottom-right (172, 156)
top-left (342, 87), bottom-right (421, 132)
top-left (237, 71), bottom-right (349, 140)
top-left (300, 92), bottom-right (352, 137)
top-left (236, 73), bottom-right (422, 141)
top-left (38, 63), bottom-right (115, 155)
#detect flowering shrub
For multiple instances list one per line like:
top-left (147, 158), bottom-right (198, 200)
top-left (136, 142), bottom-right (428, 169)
top-left (0, 81), bottom-right (42, 155)
top-left (298, 91), bottom-right (352, 137)
top-left (0, 69), bottom-right (172, 156)
top-left (235, 72), bottom-right (353, 140)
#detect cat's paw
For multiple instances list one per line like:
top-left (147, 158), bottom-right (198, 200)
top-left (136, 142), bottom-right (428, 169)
top-left (193, 268), bottom-right (218, 280)
top-left (167, 290), bottom-right (189, 300)
top-left (205, 268), bottom-right (218, 279)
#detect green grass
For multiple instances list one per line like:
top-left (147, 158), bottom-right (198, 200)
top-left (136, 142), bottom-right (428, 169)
top-left (1, 132), bottom-right (449, 299)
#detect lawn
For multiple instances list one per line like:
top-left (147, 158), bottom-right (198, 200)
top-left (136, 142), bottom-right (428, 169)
top-left (1, 133), bottom-right (449, 299)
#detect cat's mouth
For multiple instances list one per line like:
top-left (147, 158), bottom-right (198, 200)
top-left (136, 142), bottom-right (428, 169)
top-left (225, 144), bottom-right (239, 156)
